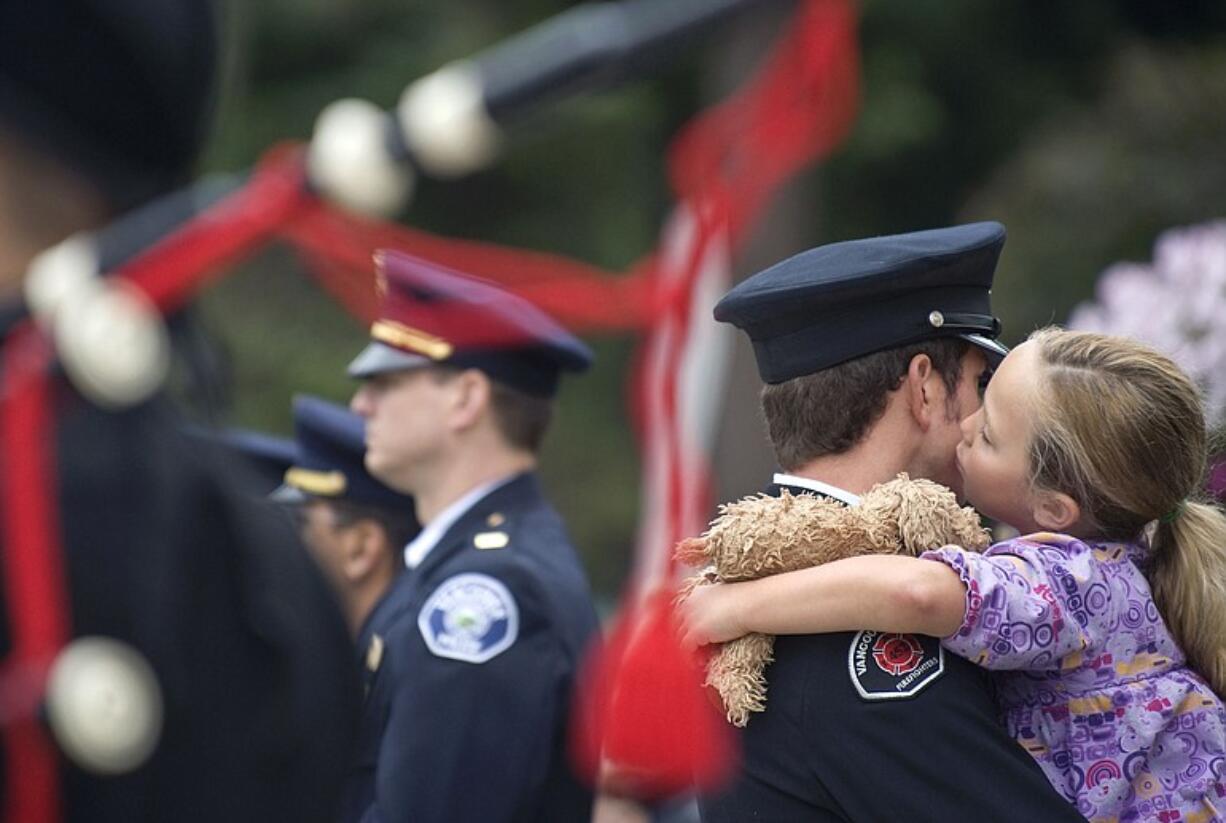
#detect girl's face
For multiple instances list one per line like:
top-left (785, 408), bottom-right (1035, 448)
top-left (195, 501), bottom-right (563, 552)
top-left (956, 341), bottom-right (1047, 533)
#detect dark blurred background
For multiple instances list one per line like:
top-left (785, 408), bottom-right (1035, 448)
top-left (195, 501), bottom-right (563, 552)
top-left (192, 0), bottom-right (1226, 605)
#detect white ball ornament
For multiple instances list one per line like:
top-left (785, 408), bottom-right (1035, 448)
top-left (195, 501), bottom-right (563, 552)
top-left (308, 98), bottom-right (415, 216)
top-left (45, 637), bottom-right (164, 775)
top-left (398, 61), bottom-right (502, 178)
top-left (53, 278), bottom-right (170, 409)
top-left (23, 234), bottom-right (99, 323)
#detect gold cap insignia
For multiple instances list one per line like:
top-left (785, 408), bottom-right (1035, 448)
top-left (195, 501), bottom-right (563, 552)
top-left (284, 467), bottom-right (347, 496)
top-left (473, 531), bottom-right (510, 550)
top-left (370, 319), bottom-right (454, 360)
top-left (373, 252), bottom-right (388, 297)
top-left (366, 634), bottom-right (385, 672)
top-left (486, 513), bottom-right (506, 527)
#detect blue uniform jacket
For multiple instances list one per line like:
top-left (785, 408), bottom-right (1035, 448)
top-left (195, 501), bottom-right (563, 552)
top-left (344, 472), bottom-right (598, 823)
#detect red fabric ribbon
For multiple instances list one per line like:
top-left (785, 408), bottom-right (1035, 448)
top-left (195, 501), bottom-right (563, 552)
top-left (0, 324), bottom-right (71, 823)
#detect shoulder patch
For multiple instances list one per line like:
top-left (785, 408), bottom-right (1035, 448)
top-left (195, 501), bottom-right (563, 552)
top-left (847, 630), bottom-right (944, 701)
top-left (418, 573), bottom-right (519, 664)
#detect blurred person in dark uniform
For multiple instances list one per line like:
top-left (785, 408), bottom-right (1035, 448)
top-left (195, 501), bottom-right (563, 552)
top-left (345, 251), bottom-right (599, 822)
top-left (270, 394), bottom-right (419, 638)
top-left (0, 2), bottom-right (359, 821)
top-left (695, 223), bottom-right (1083, 821)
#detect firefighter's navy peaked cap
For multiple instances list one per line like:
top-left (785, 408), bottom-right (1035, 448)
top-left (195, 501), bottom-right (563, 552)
top-left (714, 222), bottom-right (1010, 384)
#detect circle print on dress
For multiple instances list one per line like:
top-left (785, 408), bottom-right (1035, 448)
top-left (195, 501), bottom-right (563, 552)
top-left (1086, 759), bottom-right (1122, 788)
top-left (1032, 623), bottom-right (1055, 647)
top-left (1121, 603), bottom-right (1145, 629)
top-left (1123, 751), bottom-right (1148, 783)
top-left (1145, 600), bottom-right (1160, 622)
top-left (1006, 621), bottom-right (1035, 652)
top-left (1083, 583), bottom-right (1109, 615)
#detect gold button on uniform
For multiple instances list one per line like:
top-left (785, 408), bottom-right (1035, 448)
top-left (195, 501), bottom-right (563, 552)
top-left (366, 634), bottom-right (385, 672)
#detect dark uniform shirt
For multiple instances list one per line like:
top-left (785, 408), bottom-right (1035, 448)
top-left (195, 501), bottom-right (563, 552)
top-left (345, 471), bottom-right (598, 823)
top-left (0, 307), bottom-right (361, 821)
top-left (699, 481), bottom-right (1084, 822)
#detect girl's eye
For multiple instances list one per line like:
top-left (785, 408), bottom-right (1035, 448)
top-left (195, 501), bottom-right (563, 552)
top-left (978, 426), bottom-right (991, 445)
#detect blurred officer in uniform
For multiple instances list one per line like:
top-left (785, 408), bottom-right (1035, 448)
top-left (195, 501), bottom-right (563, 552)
top-left (271, 394), bottom-right (419, 637)
top-left (345, 251), bottom-right (599, 822)
top-left (0, 2), bottom-right (359, 821)
top-left (699, 223), bottom-right (1083, 821)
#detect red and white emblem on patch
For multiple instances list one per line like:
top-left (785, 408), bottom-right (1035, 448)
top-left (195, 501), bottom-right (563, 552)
top-left (848, 630), bottom-right (944, 701)
top-left (872, 633), bottom-right (924, 676)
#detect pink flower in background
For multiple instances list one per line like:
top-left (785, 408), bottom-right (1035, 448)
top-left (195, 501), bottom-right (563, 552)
top-left (1069, 221), bottom-right (1226, 429)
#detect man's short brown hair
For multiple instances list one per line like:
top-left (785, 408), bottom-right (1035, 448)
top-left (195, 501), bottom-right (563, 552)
top-left (488, 379), bottom-right (553, 453)
top-left (761, 338), bottom-right (970, 471)
top-left (428, 366), bottom-right (554, 453)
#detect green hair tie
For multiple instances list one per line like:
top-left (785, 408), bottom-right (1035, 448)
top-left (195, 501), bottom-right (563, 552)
top-left (1159, 501), bottom-right (1187, 524)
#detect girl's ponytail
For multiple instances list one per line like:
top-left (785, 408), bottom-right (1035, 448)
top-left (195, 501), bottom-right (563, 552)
top-left (1149, 501), bottom-right (1226, 696)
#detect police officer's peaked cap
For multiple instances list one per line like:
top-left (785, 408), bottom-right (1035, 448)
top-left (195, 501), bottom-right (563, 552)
top-left (273, 395), bottom-right (418, 514)
top-left (216, 429), bottom-right (297, 496)
top-left (0, 0), bottom-right (219, 210)
top-left (347, 251), bottom-right (593, 398)
top-left (715, 222), bottom-right (1009, 384)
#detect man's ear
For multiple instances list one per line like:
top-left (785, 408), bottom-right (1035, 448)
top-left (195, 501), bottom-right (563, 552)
top-left (341, 519), bottom-right (387, 583)
top-left (1031, 489), bottom-right (1081, 532)
top-left (904, 353), bottom-right (939, 431)
top-left (448, 369), bottom-right (491, 431)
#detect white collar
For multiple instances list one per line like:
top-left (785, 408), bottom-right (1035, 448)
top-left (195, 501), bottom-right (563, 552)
top-left (772, 472), bottom-right (861, 506)
top-left (403, 474), bottom-right (517, 569)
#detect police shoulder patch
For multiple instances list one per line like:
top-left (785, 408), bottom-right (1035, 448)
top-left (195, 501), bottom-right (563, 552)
top-left (418, 573), bottom-right (519, 664)
top-left (847, 630), bottom-right (944, 701)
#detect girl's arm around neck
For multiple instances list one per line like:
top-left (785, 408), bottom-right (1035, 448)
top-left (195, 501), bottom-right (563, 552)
top-left (681, 554), bottom-right (968, 646)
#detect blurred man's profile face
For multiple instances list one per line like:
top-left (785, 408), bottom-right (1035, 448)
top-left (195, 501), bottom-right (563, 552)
top-left (296, 499), bottom-right (351, 587)
top-left (349, 367), bottom-right (452, 493)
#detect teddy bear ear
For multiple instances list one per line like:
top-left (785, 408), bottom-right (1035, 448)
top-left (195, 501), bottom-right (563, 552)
top-left (895, 482), bottom-right (959, 554)
top-left (674, 536), bottom-right (711, 566)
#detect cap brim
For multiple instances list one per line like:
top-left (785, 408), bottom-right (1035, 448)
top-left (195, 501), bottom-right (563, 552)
top-left (960, 333), bottom-right (1009, 365)
top-left (347, 342), bottom-right (433, 378)
top-left (269, 484), bottom-right (308, 505)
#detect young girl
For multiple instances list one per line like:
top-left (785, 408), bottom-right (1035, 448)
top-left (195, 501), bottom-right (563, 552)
top-left (682, 328), bottom-right (1226, 822)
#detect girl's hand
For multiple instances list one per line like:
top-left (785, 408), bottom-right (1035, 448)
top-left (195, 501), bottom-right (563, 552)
top-left (679, 582), bottom-right (750, 648)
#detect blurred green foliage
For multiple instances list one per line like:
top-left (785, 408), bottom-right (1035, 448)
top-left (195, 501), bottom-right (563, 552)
top-left (194, 0), bottom-right (1226, 600)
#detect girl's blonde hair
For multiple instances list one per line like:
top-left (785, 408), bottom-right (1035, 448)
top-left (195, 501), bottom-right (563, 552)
top-left (1027, 327), bottom-right (1226, 695)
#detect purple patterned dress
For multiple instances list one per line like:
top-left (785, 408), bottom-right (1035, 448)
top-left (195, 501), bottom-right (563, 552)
top-left (922, 532), bottom-right (1226, 822)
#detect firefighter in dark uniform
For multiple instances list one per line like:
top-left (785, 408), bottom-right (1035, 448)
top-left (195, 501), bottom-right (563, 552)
top-left (699, 223), bottom-right (1084, 821)
top-left (344, 251), bottom-right (599, 822)
top-left (0, 2), bottom-right (359, 820)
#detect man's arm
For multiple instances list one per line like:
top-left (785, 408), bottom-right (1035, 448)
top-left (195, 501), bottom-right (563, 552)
top-left (363, 567), bottom-right (565, 823)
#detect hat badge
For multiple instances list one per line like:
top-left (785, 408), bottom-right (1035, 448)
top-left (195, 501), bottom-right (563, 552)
top-left (928, 310), bottom-right (945, 328)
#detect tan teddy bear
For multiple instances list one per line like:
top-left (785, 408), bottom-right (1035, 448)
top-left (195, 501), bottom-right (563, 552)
top-left (675, 473), bottom-right (989, 727)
